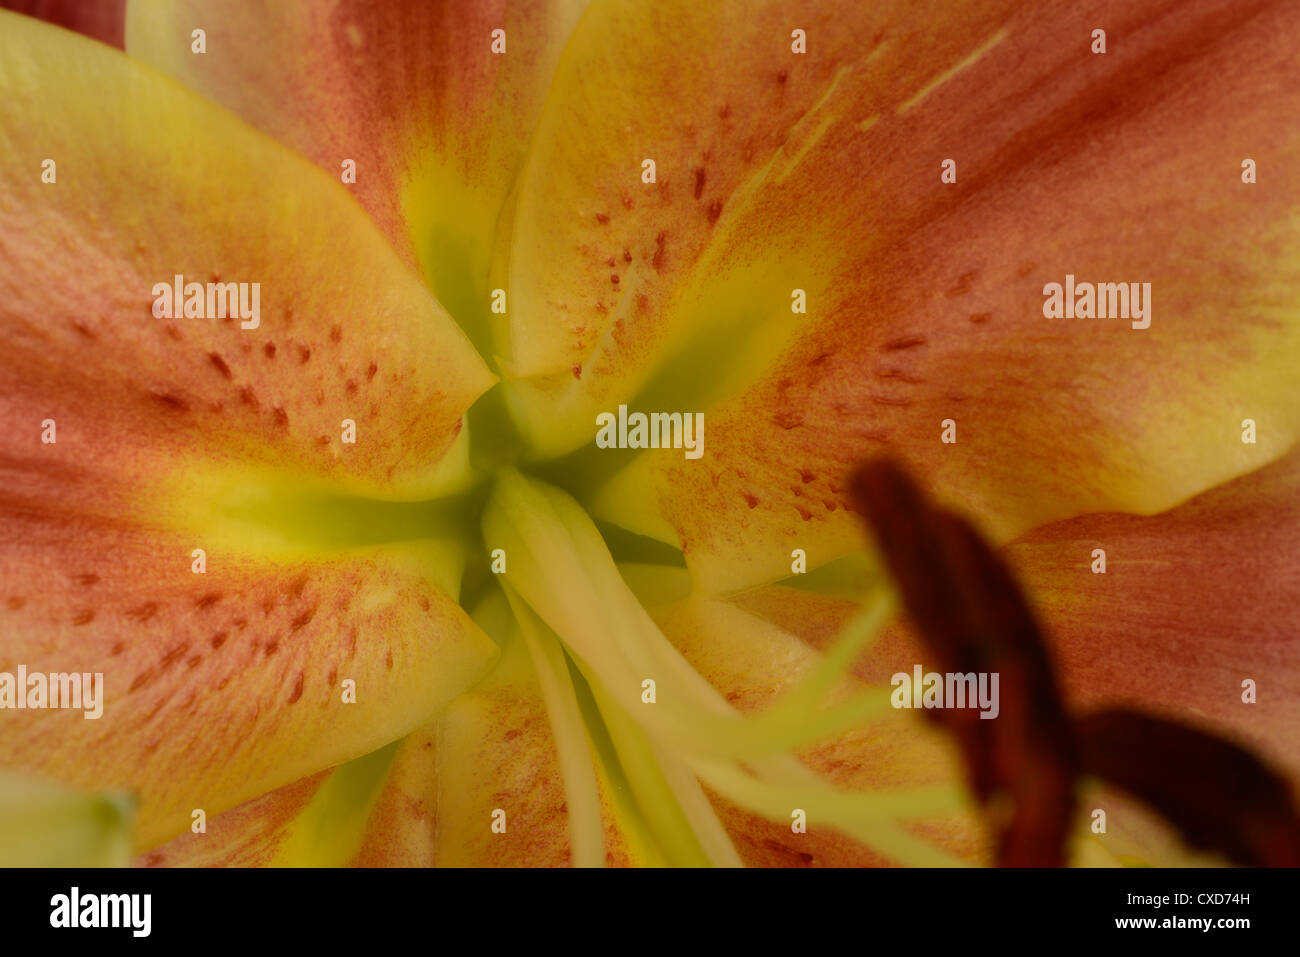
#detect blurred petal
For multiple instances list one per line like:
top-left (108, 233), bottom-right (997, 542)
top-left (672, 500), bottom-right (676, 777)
top-left (126, 0), bottom-right (586, 350)
top-left (505, 0), bottom-right (1300, 592)
top-left (1005, 446), bottom-right (1300, 776)
top-left (0, 14), bottom-right (498, 849)
top-left (0, 772), bottom-right (134, 867)
top-left (1070, 781), bottom-right (1227, 867)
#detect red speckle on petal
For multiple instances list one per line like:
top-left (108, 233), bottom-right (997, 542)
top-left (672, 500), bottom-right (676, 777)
top-left (207, 352), bottom-right (233, 380)
top-left (149, 391), bottom-right (190, 413)
top-left (126, 601), bottom-right (158, 622)
top-left (884, 335), bottom-right (927, 351)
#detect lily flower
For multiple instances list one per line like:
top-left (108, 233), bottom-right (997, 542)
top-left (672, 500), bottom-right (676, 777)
top-left (1, 0), bottom-right (1297, 868)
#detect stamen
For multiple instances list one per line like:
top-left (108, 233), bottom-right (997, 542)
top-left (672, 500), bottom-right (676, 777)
top-left (695, 757), bottom-right (973, 867)
top-left (485, 468), bottom-right (974, 866)
top-left (587, 678), bottom-right (742, 868)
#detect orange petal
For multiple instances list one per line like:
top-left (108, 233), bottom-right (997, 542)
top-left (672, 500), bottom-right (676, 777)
top-left (0, 14), bottom-right (498, 850)
top-left (425, 631), bottom-right (643, 867)
top-left (509, 0), bottom-right (1300, 592)
top-left (1004, 446), bottom-right (1300, 778)
top-left (1, 772), bottom-right (135, 866)
top-left (126, 0), bottom-right (586, 348)
top-left (0, 513), bottom-right (495, 851)
top-left (142, 635), bottom-right (647, 867)
top-left (2, 12), bottom-right (494, 501)
top-left (139, 772), bottom-right (329, 867)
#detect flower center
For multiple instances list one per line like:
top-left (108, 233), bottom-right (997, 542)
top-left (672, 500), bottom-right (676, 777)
top-left (148, 413), bottom-right (969, 866)
top-left (479, 469), bottom-right (970, 866)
